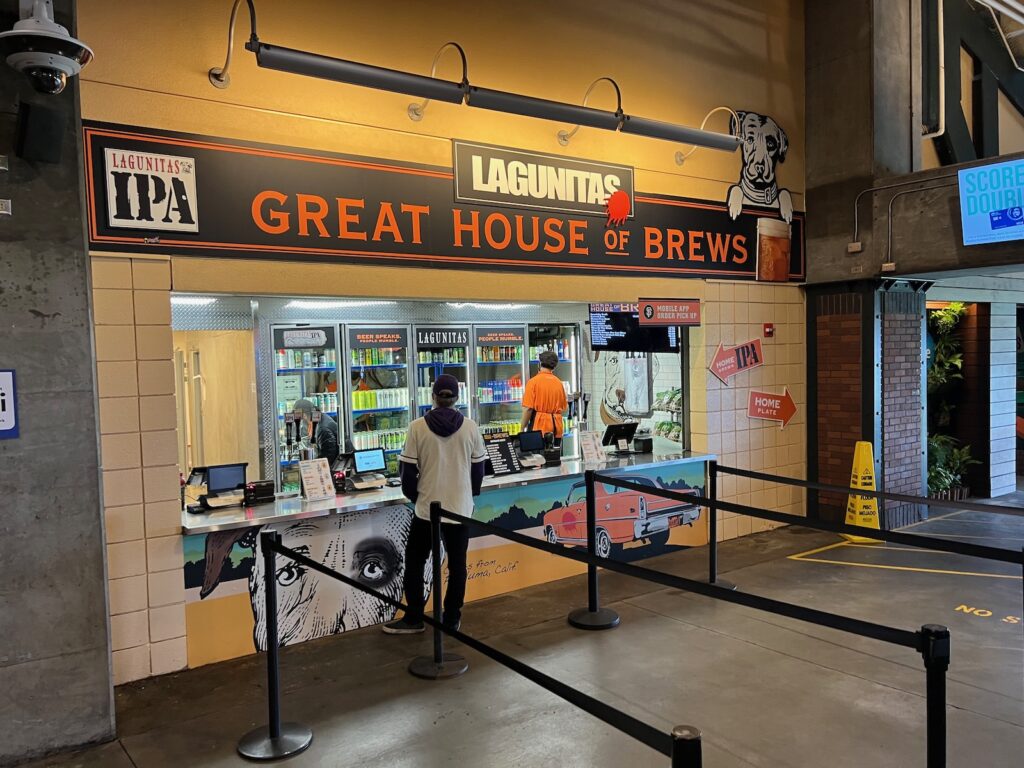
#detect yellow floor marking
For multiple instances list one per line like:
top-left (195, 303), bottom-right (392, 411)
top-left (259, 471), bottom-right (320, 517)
top-left (898, 510), bottom-right (965, 529)
top-left (792, 557), bottom-right (1023, 580)
top-left (787, 541), bottom-right (849, 559)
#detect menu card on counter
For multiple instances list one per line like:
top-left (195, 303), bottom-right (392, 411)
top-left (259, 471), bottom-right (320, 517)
top-left (299, 458), bottom-right (336, 501)
top-left (579, 430), bottom-right (606, 465)
top-left (483, 432), bottom-right (522, 476)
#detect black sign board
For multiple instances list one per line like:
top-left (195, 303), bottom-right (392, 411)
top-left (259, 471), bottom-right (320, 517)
top-left (415, 326), bottom-right (469, 347)
top-left (453, 140), bottom-right (635, 219)
top-left (83, 123), bottom-right (805, 281)
top-left (348, 326), bottom-right (409, 350)
top-left (483, 433), bottom-right (523, 476)
top-left (475, 326), bottom-right (525, 346)
top-left (272, 325), bottom-right (335, 349)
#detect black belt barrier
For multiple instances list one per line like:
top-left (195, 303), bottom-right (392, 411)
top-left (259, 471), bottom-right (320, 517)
top-left (237, 529), bottom-right (704, 766)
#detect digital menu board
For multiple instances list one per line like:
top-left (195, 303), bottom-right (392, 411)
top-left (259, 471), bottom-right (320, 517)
top-left (588, 303), bottom-right (679, 352)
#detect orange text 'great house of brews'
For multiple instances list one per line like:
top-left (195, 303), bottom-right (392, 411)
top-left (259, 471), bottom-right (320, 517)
top-left (250, 190), bottom-right (750, 266)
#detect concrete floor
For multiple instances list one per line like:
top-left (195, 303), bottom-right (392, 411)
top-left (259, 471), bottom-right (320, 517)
top-left (20, 509), bottom-right (1024, 768)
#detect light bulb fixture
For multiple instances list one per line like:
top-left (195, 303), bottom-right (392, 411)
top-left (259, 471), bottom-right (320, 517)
top-left (171, 296), bottom-right (218, 306)
top-left (445, 302), bottom-right (532, 310)
top-left (209, 1), bottom-right (740, 155)
top-left (674, 106), bottom-right (740, 166)
top-left (557, 77), bottom-right (622, 146)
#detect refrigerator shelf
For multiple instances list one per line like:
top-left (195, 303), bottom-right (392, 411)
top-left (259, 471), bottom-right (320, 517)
top-left (479, 399), bottom-right (522, 406)
top-left (352, 406), bottom-right (410, 415)
top-left (350, 363), bottom-right (407, 370)
top-left (276, 366), bottom-right (336, 373)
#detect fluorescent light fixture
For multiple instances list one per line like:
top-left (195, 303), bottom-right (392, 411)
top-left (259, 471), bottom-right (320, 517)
top-left (171, 296), bottom-right (217, 306)
top-left (285, 299), bottom-right (398, 309)
top-left (446, 302), bottom-right (532, 310)
top-left (212, 3), bottom-right (739, 155)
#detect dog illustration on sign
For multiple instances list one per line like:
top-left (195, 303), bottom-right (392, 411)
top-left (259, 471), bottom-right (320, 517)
top-left (727, 110), bottom-right (793, 223)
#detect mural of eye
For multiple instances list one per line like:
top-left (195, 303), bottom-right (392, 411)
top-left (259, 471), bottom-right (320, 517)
top-left (359, 556), bottom-right (389, 584)
top-left (353, 538), bottom-right (399, 587)
top-left (276, 563), bottom-right (305, 587)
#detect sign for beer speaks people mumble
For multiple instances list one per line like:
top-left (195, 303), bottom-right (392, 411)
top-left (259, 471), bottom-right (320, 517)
top-left (83, 123), bottom-right (805, 281)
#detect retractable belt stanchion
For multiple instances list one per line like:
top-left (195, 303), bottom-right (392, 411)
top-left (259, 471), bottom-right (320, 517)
top-left (703, 460), bottom-right (735, 590)
top-left (568, 469), bottom-right (621, 630)
top-left (670, 725), bottom-right (703, 767)
top-left (237, 532), bottom-right (313, 761)
top-left (919, 624), bottom-right (950, 768)
top-left (409, 502), bottom-right (469, 679)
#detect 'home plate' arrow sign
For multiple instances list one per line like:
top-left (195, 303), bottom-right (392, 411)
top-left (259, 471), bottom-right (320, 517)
top-left (747, 388), bottom-right (797, 428)
top-left (709, 339), bottom-right (764, 384)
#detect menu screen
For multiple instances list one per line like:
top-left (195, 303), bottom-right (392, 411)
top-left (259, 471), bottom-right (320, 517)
top-left (589, 303), bottom-right (679, 352)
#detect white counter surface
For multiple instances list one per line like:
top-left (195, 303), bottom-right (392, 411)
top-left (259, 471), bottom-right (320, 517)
top-left (181, 451), bottom-right (714, 535)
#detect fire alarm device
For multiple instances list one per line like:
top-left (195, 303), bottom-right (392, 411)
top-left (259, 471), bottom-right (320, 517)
top-left (763, 323), bottom-right (775, 338)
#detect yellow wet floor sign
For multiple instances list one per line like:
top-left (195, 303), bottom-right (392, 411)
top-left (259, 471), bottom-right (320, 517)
top-left (844, 441), bottom-right (882, 544)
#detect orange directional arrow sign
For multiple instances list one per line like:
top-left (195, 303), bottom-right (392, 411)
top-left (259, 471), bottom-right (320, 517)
top-left (747, 387), bottom-right (797, 428)
top-left (709, 339), bottom-right (764, 384)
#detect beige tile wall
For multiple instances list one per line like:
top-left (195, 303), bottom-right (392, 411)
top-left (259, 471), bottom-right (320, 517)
top-left (93, 256), bottom-right (186, 684)
top-left (690, 283), bottom-right (807, 542)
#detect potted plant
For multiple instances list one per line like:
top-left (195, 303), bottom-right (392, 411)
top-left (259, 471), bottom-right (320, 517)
top-left (926, 434), bottom-right (979, 500)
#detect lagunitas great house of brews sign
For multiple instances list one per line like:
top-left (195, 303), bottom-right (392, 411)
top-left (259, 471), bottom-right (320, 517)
top-left (83, 123), bottom-right (805, 280)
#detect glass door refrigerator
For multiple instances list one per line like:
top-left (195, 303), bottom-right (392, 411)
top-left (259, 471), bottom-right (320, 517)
top-left (528, 324), bottom-right (581, 458)
top-left (472, 325), bottom-right (527, 438)
top-left (345, 325), bottom-right (413, 476)
top-left (271, 325), bottom-right (341, 492)
top-left (413, 325), bottom-right (471, 420)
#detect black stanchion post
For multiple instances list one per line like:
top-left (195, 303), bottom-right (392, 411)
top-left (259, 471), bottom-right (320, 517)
top-left (237, 532), bottom-right (313, 761)
top-left (670, 725), bottom-right (702, 767)
top-left (409, 503), bottom-right (469, 680)
top-left (568, 470), bottom-right (620, 630)
top-left (703, 461), bottom-right (735, 590)
top-left (919, 624), bottom-right (950, 768)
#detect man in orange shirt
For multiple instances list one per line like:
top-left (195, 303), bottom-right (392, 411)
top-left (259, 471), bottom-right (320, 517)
top-left (521, 349), bottom-right (568, 439)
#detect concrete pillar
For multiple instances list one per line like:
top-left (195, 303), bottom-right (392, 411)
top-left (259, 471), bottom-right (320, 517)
top-left (0, 0), bottom-right (114, 762)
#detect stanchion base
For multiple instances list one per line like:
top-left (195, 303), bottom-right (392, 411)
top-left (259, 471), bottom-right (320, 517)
top-left (408, 652), bottom-right (469, 680)
top-left (237, 722), bottom-right (313, 761)
top-left (703, 578), bottom-right (737, 591)
top-left (567, 607), bottom-right (621, 630)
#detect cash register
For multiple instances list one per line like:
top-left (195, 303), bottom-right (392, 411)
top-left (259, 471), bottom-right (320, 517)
top-left (349, 448), bottom-right (388, 491)
top-left (517, 430), bottom-right (547, 468)
top-left (602, 422), bottom-right (639, 456)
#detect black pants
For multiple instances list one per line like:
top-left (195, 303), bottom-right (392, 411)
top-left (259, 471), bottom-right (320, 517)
top-left (403, 516), bottom-right (469, 625)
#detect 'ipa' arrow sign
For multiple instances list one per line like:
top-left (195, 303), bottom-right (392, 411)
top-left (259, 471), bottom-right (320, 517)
top-left (747, 388), bottom-right (797, 428)
top-left (709, 339), bottom-right (764, 384)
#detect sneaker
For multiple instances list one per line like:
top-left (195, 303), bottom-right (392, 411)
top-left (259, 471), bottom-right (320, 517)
top-left (443, 617), bottom-right (461, 633)
top-left (382, 616), bottom-right (425, 634)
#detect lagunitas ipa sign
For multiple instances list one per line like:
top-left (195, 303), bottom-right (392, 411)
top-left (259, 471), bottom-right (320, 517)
top-left (103, 148), bottom-right (198, 232)
top-left (453, 141), bottom-right (634, 219)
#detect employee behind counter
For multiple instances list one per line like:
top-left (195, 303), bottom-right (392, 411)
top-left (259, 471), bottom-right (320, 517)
top-left (294, 398), bottom-right (340, 467)
top-left (521, 349), bottom-right (567, 441)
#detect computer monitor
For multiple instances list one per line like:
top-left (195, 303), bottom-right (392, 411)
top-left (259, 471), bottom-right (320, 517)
top-left (354, 448), bottom-right (386, 474)
top-left (206, 463), bottom-right (247, 494)
top-left (518, 430), bottom-right (545, 453)
top-left (601, 422), bottom-right (639, 447)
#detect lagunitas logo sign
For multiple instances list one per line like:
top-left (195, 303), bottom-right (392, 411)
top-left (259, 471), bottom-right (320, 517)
top-left (453, 141), bottom-right (634, 219)
top-left (103, 148), bottom-right (198, 233)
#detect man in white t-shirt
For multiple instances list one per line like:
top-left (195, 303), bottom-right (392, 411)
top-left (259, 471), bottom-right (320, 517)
top-left (383, 374), bottom-right (487, 634)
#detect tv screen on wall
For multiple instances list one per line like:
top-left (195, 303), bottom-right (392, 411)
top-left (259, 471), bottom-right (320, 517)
top-left (588, 303), bottom-right (679, 353)
top-left (958, 158), bottom-right (1024, 246)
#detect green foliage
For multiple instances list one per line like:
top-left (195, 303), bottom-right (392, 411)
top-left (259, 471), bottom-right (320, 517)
top-left (927, 302), bottom-right (968, 433)
top-left (926, 434), bottom-right (978, 495)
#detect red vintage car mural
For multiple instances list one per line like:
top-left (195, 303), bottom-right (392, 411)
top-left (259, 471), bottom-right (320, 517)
top-left (542, 476), bottom-right (701, 557)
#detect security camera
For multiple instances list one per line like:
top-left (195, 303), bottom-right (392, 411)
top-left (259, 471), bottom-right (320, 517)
top-left (0, 0), bottom-right (92, 95)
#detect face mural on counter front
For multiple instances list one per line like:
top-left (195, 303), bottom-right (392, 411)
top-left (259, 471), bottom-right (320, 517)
top-left (192, 506), bottom-right (424, 651)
